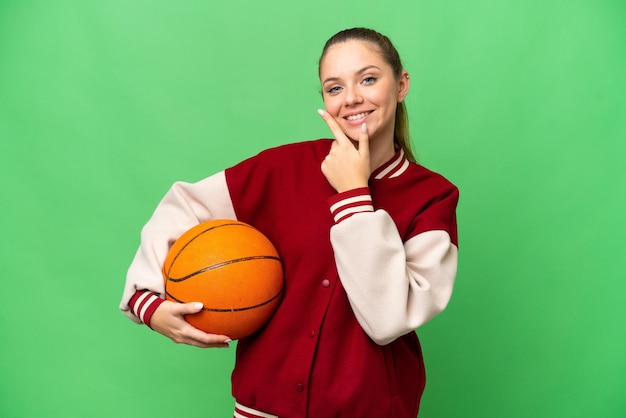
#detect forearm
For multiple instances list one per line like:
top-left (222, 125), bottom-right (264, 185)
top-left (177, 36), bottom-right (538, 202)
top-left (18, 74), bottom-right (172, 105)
top-left (120, 171), bottom-right (236, 322)
top-left (329, 190), bottom-right (458, 345)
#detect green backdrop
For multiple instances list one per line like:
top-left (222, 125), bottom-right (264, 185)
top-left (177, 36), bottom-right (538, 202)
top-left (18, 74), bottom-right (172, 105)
top-left (1, 1), bottom-right (624, 417)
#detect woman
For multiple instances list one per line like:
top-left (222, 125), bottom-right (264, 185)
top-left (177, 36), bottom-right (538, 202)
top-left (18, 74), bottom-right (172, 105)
top-left (120, 27), bottom-right (459, 417)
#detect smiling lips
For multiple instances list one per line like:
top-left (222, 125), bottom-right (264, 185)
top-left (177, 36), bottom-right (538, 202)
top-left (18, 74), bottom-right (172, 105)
top-left (345, 111), bottom-right (373, 122)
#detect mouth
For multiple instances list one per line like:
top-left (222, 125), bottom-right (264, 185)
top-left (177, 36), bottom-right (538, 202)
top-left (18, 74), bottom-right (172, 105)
top-left (344, 111), bottom-right (373, 122)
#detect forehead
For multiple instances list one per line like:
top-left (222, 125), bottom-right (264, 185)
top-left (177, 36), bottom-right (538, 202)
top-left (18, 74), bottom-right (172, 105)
top-left (320, 40), bottom-right (389, 79)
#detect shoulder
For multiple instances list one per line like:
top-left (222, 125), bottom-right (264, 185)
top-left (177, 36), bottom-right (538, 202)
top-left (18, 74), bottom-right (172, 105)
top-left (391, 163), bottom-right (459, 243)
top-left (402, 161), bottom-right (459, 197)
top-left (253, 139), bottom-right (332, 160)
top-left (225, 139), bottom-right (332, 178)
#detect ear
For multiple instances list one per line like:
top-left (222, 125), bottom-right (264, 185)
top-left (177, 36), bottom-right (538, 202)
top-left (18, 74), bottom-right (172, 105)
top-left (397, 70), bottom-right (410, 103)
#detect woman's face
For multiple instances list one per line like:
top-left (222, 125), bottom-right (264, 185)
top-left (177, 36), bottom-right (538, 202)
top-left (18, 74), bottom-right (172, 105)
top-left (319, 40), bottom-right (409, 144)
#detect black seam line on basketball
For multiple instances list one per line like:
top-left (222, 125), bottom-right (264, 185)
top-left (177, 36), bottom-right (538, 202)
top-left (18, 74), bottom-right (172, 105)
top-left (165, 288), bottom-right (283, 312)
top-left (166, 255), bottom-right (281, 282)
top-left (164, 223), bottom-right (257, 277)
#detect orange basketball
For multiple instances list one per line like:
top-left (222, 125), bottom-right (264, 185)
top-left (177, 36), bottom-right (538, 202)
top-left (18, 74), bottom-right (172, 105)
top-left (162, 219), bottom-right (284, 340)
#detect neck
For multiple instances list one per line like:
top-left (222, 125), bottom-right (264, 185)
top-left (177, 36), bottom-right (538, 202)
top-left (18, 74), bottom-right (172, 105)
top-left (368, 136), bottom-right (396, 173)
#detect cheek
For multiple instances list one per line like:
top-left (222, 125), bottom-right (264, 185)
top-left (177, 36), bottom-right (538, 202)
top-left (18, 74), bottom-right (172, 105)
top-left (370, 88), bottom-right (397, 108)
top-left (370, 80), bottom-right (399, 104)
top-left (322, 96), bottom-right (341, 116)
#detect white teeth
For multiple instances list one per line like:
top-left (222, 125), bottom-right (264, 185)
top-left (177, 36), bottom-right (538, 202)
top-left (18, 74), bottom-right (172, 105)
top-left (346, 112), bottom-right (370, 121)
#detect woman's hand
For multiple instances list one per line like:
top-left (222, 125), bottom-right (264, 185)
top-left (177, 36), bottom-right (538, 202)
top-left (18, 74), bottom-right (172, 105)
top-left (150, 300), bottom-right (232, 348)
top-left (318, 109), bottom-right (371, 193)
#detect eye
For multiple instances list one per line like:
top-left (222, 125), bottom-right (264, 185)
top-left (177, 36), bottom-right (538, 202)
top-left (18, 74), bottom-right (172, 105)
top-left (362, 76), bottom-right (377, 85)
top-left (325, 85), bottom-right (342, 95)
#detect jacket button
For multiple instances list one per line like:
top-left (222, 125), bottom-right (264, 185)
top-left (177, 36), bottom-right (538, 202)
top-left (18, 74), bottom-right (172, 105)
top-left (308, 329), bottom-right (315, 338)
top-left (321, 279), bottom-right (330, 288)
top-left (295, 382), bottom-right (304, 392)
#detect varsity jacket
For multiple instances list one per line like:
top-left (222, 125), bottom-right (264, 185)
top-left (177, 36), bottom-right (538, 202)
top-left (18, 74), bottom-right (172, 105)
top-left (120, 139), bottom-right (459, 417)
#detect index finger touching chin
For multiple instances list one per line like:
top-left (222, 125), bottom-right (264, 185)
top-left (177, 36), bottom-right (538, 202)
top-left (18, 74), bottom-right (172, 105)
top-left (317, 109), bottom-right (349, 144)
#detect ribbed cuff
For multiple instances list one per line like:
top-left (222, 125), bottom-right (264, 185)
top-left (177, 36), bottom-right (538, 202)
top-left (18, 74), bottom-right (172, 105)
top-left (128, 290), bottom-right (166, 329)
top-left (327, 187), bottom-right (374, 224)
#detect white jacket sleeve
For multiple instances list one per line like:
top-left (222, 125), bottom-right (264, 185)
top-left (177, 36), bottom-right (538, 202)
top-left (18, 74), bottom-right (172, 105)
top-left (330, 210), bottom-right (458, 345)
top-left (120, 171), bottom-right (236, 323)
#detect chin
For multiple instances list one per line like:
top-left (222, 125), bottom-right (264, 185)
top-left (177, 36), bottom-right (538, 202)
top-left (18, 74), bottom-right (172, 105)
top-left (345, 132), bottom-right (359, 141)
top-left (342, 126), bottom-right (363, 141)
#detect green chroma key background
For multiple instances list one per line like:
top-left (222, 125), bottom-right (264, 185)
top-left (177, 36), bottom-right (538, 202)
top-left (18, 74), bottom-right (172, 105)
top-left (1, 1), bottom-right (624, 417)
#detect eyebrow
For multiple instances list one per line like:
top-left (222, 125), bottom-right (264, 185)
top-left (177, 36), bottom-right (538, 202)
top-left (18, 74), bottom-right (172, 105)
top-left (322, 65), bottom-right (381, 85)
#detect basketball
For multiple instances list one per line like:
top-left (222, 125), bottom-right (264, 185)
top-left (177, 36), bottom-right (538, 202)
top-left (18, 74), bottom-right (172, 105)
top-left (162, 219), bottom-right (284, 340)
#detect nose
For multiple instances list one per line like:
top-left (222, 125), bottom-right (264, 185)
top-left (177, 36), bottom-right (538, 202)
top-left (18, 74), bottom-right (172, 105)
top-left (344, 86), bottom-right (363, 106)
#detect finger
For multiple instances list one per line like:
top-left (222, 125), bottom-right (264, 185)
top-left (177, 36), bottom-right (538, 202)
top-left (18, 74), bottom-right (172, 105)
top-left (358, 123), bottom-right (370, 156)
top-left (175, 319), bottom-right (232, 347)
top-left (181, 303), bottom-right (232, 340)
top-left (173, 302), bottom-right (232, 347)
top-left (180, 301), bottom-right (205, 314)
top-left (182, 329), bottom-right (232, 348)
top-left (317, 109), bottom-right (351, 146)
top-left (168, 301), bottom-right (205, 318)
top-left (180, 336), bottom-right (231, 349)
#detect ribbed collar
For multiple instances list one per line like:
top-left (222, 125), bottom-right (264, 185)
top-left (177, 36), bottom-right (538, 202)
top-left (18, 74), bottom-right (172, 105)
top-left (371, 148), bottom-right (409, 180)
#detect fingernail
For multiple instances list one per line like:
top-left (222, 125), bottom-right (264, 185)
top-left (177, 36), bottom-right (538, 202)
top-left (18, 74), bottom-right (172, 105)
top-left (361, 123), bottom-right (367, 132)
top-left (317, 109), bottom-right (326, 116)
top-left (193, 302), bottom-right (203, 310)
top-left (224, 339), bottom-right (232, 343)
